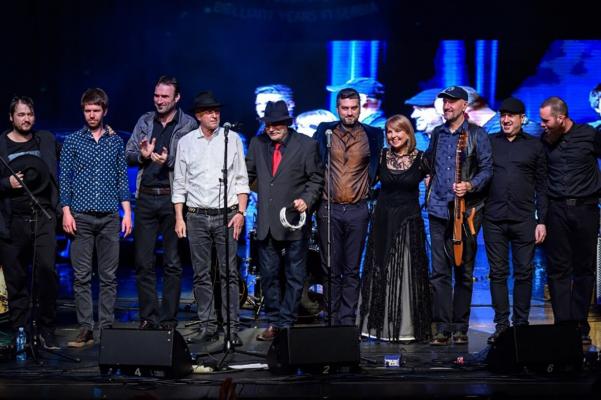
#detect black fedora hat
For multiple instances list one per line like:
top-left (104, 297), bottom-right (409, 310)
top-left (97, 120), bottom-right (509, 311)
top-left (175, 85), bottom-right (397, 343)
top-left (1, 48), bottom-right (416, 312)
top-left (191, 91), bottom-right (222, 112)
top-left (261, 100), bottom-right (293, 125)
top-left (8, 154), bottom-right (51, 194)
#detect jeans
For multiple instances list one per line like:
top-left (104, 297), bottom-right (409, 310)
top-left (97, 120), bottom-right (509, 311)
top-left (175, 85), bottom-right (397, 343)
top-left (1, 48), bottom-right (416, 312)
top-left (70, 212), bottom-right (120, 329)
top-left (258, 235), bottom-right (307, 328)
top-left (186, 210), bottom-right (239, 333)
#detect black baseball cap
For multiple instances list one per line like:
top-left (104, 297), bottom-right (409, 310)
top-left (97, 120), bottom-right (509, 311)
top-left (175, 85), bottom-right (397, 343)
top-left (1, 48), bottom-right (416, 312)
top-left (438, 86), bottom-right (469, 101)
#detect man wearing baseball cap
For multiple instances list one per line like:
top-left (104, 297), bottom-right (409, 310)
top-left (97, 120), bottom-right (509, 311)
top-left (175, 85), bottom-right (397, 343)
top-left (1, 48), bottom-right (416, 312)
top-left (424, 85), bottom-right (493, 346)
top-left (483, 97), bottom-right (548, 344)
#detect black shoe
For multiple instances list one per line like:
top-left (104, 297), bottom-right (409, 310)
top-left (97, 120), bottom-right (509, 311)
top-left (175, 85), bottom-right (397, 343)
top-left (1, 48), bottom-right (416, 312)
top-left (39, 330), bottom-right (60, 350)
top-left (139, 320), bottom-right (157, 330)
top-left (452, 331), bottom-right (469, 345)
top-left (430, 332), bottom-right (450, 346)
top-left (487, 327), bottom-right (508, 345)
top-left (159, 322), bottom-right (177, 330)
top-left (230, 333), bottom-right (243, 347)
top-left (187, 330), bottom-right (219, 344)
top-left (67, 328), bottom-right (94, 348)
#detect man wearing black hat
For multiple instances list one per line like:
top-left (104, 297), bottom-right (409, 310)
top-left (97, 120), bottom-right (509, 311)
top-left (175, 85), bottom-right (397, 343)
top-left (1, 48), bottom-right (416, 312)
top-left (0, 96), bottom-right (60, 350)
top-left (246, 100), bottom-right (324, 341)
top-left (425, 86), bottom-right (492, 345)
top-left (172, 91), bottom-right (249, 346)
top-left (313, 88), bottom-right (384, 326)
top-left (126, 76), bottom-right (197, 330)
top-left (539, 96), bottom-right (601, 346)
top-left (483, 97), bottom-right (548, 344)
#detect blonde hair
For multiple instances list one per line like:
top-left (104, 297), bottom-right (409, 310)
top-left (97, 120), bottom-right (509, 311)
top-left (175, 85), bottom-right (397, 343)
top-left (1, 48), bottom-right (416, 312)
top-left (385, 114), bottom-right (416, 153)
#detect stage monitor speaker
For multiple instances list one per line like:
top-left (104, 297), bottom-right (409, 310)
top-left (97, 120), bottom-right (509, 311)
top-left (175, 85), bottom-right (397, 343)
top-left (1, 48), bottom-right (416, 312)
top-left (99, 328), bottom-right (193, 378)
top-left (267, 325), bottom-right (360, 373)
top-left (487, 323), bottom-right (583, 373)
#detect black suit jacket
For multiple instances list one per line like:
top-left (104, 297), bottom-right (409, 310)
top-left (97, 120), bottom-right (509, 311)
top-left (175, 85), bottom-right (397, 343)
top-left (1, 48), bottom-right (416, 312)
top-left (246, 129), bottom-right (324, 241)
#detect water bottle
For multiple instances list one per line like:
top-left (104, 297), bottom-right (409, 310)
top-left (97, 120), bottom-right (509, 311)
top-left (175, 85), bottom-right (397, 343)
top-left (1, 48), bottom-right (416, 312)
top-left (16, 327), bottom-right (26, 361)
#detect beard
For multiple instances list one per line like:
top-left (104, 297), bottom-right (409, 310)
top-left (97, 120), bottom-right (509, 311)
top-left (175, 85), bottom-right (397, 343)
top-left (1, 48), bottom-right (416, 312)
top-left (542, 129), bottom-right (563, 146)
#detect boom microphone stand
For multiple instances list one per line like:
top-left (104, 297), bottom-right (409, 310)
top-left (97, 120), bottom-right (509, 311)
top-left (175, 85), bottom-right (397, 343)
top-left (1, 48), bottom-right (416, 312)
top-left (0, 156), bottom-right (80, 363)
top-left (325, 129), bottom-right (333, 327)
top-left (205, 123), bottom-right (264, 370)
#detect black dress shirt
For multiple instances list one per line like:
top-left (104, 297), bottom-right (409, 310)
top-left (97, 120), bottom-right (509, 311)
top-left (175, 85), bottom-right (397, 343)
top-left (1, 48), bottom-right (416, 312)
top-left (140, 115), bottom-right (178, 188)
top-left (544, 123), bottom-right (601, 200)
top-left (485, 131), bottom-right (548, 224)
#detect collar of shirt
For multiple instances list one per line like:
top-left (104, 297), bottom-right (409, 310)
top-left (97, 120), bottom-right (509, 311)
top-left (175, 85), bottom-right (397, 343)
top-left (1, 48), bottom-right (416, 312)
top-left (269, 129), bottom-right (292, 149)
top-left (441, 119), bottom-right (469, 136)
top-left (494, 130), bottom-right (526, 142)
top-left (153, 112), bottom-right (179, 126)
top-left (81, 126), bottom-right (112, 141)
top-left (195, 126), bottom-right (221, 140)
top-left (336, 122), bottom-right (362, 139)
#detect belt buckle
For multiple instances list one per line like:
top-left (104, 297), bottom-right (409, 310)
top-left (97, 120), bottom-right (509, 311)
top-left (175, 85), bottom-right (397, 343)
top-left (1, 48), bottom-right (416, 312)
top-left (565, 198), bottom-right (577, 206)
top-left (188, 207), bottom-right (197, 213)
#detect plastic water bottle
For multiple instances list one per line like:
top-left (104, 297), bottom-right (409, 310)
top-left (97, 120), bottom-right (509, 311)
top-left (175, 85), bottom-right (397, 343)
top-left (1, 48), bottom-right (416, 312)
top-left (16, 327), bottom-right (26, 361)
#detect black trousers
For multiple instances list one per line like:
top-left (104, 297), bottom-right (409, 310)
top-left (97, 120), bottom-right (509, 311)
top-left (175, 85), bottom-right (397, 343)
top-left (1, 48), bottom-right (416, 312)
top-left (429, 210), bottom-right (483, 335)
top-left (545, 200), bottom-right (598, 336)
top-left (317, 201), bottom-right (370, 326)
top-left (0, 211), bottom-right (58, 332)
top-left (134, 192), bottom-right (183, 326)
top-left (483, 218), bottom-right (536, 331)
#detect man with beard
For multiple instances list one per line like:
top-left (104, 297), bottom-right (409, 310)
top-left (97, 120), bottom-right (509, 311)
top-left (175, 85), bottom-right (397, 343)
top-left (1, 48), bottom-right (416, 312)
top-left (483, 97), bottom-right (548, 344)
top-left (425, 86), bottom-right (492, 346)
top-left (60, 88), bottom-right (132, 347)
top-left (126, 76), bottom-right (197, 330)
top-left (0, 96), bottom-right (60, 349)
top-left (539, 96), bottom-right (601, 345)
top-left (313, 88), bottom-right (383, 326)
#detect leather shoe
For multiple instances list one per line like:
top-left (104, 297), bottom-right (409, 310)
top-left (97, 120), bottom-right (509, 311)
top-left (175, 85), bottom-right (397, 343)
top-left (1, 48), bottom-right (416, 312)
top-left (139, 320), bottom-right (157, 330)
top-left (452, 331), bottom-right (468, 345)
top-left (256, 326), bottom-right (279, 341)
top-left (230, 333), bottom-right (243, 347)
top-left (429, 332), bottom-right (450, 346)
top-left (187, 330), bottom-right (219, 344)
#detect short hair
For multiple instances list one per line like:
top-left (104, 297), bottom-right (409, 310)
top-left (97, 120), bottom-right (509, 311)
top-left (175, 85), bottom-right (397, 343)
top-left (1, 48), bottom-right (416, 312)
top-left (9, 96), bottom-right (34, 115)
top-left (589, 83), bottom-right (601, 109)
top-left (385, 114), bottom-right (416, 154)
top-left (254, 84), bottom-right (294, 104)
top-left (81, 88), bottom-right (109, 110)
top-left (336, 88), bottom-right (360, 106)
top-left (540, 96), bottom-right (568, 118)
top-left (156, 75), bottom-right (180, 95)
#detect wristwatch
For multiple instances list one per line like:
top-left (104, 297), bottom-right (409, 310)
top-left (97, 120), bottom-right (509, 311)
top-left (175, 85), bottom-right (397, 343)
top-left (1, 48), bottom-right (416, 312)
top-left (237, 210), bottom-right (247, 217)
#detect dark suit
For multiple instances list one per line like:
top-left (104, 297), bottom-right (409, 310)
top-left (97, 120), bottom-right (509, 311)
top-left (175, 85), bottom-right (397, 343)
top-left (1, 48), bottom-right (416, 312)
top-left (246, 129), bottom-right (324, 328)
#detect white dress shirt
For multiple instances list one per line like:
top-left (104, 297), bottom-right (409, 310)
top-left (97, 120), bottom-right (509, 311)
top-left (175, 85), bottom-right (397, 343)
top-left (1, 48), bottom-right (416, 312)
top-left (172, 126), bottom-right (250, 208)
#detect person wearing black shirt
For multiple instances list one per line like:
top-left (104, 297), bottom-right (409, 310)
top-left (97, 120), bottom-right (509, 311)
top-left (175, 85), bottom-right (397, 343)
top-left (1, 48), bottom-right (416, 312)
top-left (540, 96), bottom-right (601, 345)
top-left (125, 76), bottom-right (197, 329)
top-left (0, 96), bottom-right (60, 350)
top-left (483, 97), bottom-right (548, 344)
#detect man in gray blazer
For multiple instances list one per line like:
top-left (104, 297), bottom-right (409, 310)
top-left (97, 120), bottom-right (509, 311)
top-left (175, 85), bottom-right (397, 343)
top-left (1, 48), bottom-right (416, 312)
top-left (246, 101), bottom-right (324, 341)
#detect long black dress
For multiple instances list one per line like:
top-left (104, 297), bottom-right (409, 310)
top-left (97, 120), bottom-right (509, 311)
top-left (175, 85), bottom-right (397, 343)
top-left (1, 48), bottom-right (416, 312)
top-left (358, 149), bottom-right (432, 342)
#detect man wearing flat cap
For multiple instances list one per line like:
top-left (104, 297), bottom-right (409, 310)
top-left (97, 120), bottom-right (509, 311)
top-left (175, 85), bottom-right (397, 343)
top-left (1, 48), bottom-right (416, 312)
top-left (172, 91), bottom-right (249, 346)
top-left (405, 88), bottom-right (444, 148)
top-left (424, 85), bottom-right (492, 346)
top-left (483, 97), bottom-right (548, 344)
top-left (246, 100), bottom-right (324, 341)
top-left (0, 96), bottom-right (61, 350)
top-left (327, 77), bottom-right (386, 129)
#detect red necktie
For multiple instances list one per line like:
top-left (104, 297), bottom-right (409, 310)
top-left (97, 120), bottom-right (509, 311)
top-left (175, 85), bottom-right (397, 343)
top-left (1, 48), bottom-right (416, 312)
top-left (272, 143), bottom-right (282, 176)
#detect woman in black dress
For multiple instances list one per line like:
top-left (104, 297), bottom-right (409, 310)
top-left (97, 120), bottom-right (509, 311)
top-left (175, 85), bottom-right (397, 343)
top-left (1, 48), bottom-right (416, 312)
top-left (358, 114), bottom-right (432, 342)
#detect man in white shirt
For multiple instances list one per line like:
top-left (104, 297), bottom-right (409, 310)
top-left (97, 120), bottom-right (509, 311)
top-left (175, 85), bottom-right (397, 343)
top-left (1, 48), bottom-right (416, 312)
top-left (172, 91), bottom-right (249, 346)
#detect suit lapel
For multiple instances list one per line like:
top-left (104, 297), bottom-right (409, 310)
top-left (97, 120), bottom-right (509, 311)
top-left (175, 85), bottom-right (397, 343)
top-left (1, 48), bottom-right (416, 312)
top-left (273, 132), bottom-right (300, 180)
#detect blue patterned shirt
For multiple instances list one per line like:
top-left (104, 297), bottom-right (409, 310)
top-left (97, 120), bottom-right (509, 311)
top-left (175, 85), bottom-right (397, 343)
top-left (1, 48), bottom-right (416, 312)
top-left (427, 120), bottom-right (492, 219)
top-left (59, 126), bottom-right (130, 212)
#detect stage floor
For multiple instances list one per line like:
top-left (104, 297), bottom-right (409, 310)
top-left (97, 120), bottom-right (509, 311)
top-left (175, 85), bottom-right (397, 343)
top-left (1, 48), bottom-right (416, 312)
top-left (0, 244), bottom-right (600, 399)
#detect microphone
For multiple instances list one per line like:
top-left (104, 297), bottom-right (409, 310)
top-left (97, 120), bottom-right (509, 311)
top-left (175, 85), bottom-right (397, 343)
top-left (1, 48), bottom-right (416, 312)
top-left (223, 122), bottom-right (243, 131)
top-left (325, 129), bottom-right (333, 148)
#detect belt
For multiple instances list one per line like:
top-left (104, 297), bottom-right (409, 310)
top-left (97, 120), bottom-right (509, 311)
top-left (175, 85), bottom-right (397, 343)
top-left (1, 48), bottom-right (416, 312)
top-left (82, 211), bottom-right (114, 218)
top-left (551, 196), bottom-right (599, 206)
top-left (187, 205), bottom-right (238, 215)
top-left (139, 186), bottom-right (171, 196)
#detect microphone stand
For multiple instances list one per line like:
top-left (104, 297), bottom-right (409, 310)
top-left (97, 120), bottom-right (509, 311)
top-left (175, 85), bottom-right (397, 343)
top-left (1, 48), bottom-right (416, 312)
top-left (0, 156), bottom-right (80, 363)
top-left (203, 123), bottom-right (264, 370)
top-left (326, 130), bottom-right (332, 327)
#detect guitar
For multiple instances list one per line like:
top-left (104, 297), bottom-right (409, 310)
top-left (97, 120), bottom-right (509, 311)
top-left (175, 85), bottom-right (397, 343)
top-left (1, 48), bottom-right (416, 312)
top-left (451, 131), bottom-right (468, 267)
